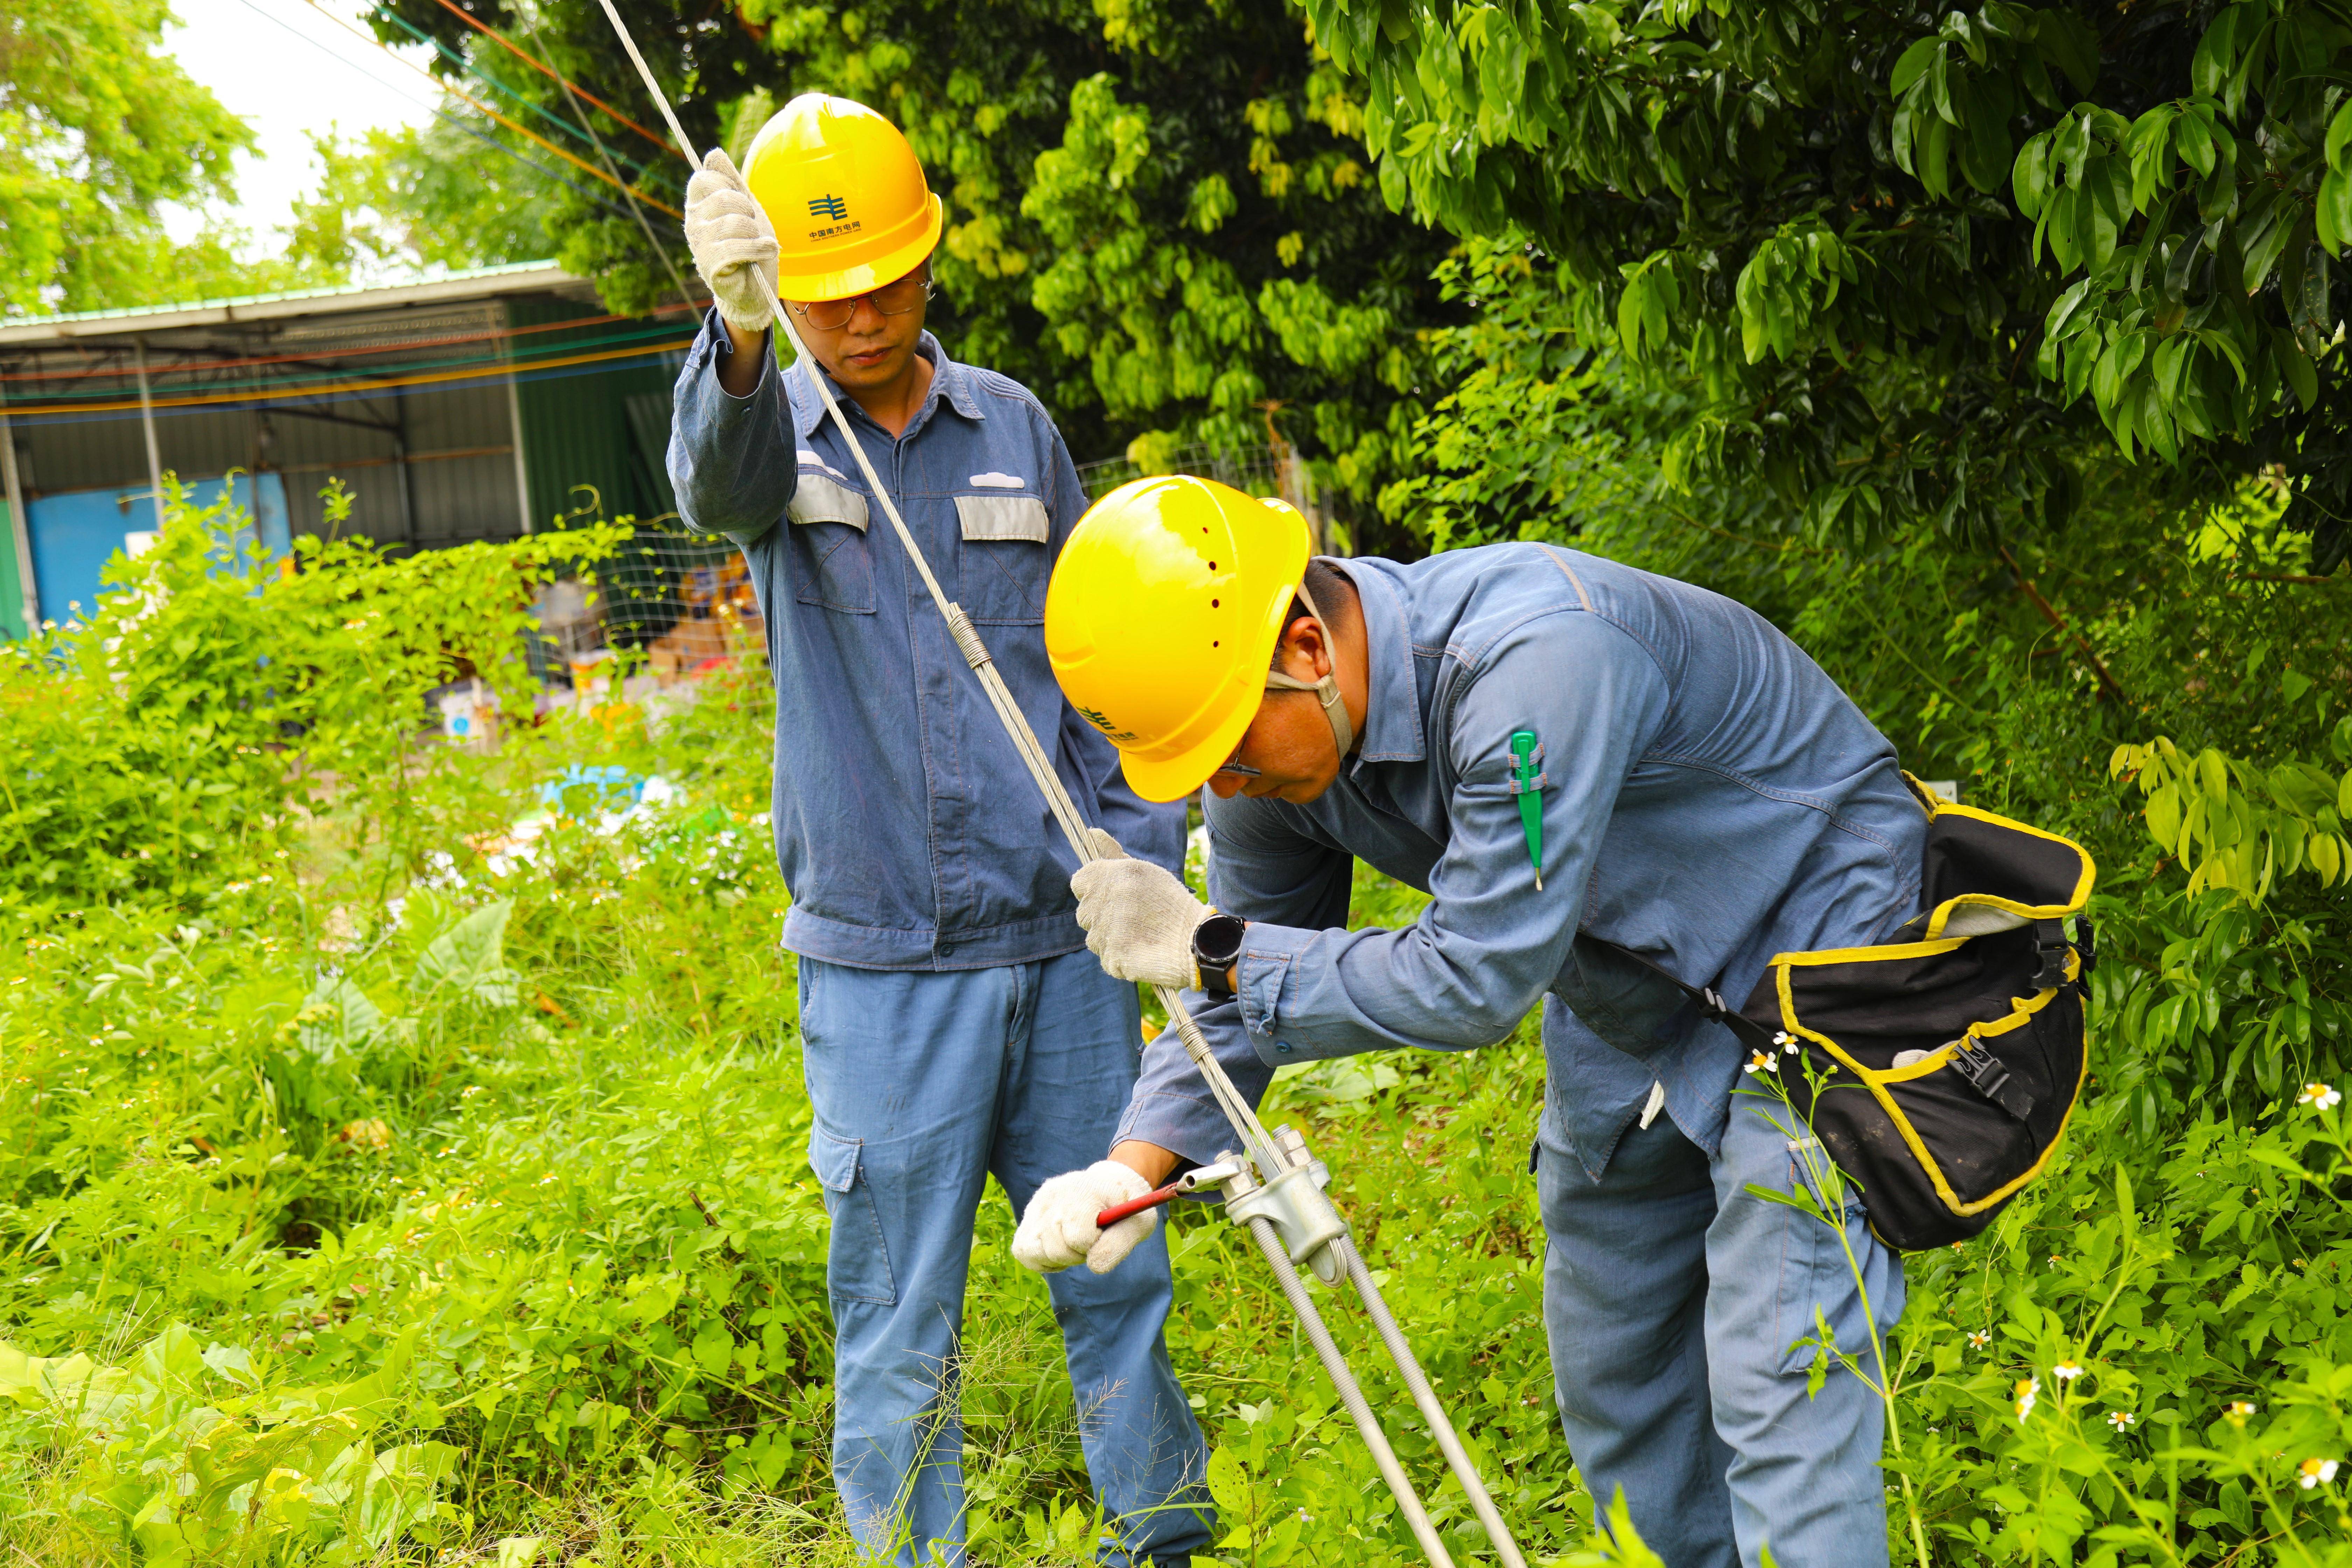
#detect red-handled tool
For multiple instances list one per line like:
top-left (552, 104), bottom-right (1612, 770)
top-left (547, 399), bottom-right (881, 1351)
top-left (1095, 1159), bottom-right (1246, 1229)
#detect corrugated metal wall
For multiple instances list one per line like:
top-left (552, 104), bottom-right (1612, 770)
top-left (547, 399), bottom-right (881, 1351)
top-left (509, 297), bottom-right (679, 532)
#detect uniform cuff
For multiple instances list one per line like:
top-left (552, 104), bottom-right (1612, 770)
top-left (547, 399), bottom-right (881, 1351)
top-left (1235, 923), bottom-right (1348, 1064)
top-left (700, 308), bottom-right (774, 406)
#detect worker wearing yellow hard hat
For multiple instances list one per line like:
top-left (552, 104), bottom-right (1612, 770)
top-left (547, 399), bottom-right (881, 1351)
top-left (670, 96), bottom-right (1211, 1567)
top-left (1042, 475), bottom-right (1351, 804)
top-left (1017, 476), bottom-right (1933, 1568)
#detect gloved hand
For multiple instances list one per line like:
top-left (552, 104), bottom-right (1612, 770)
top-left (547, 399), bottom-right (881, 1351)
top-left (1012, 1160), bottom-right (1157, 1275)
top-left (684, 148), bottom-right (778, 335)
top-left (1070, 828), bottom-right (1213, 989)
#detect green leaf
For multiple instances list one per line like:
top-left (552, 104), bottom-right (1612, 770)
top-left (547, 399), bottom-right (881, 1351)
top-left (2330, 99), bottom-right (2352, 172)
top-left (412, 898), bottom-right (519, 1007)
top-left (2192, 7), bottom-right (2240, 99)
top-left (2015, 134), bottom-right (2053, 218)
top-left (2037, 10), bottom-right (2101, 93)
top-left (2322, 168), bottom-right (2352, 254)
top-left (2176, 105), bottom-right (2218, 178)
top-left (1891, 37), bottom-right (1941, 97)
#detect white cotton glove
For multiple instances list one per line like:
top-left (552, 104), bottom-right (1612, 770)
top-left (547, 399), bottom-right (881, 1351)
top-left (684, 148), bottom-right (778, 335)
top-left (1069, 828), bottom-right (1213, 989)
top-left (1013, 1160), bottom-right (1157, 1275)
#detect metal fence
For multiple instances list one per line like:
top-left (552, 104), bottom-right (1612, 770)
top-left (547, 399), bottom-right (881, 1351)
top-left (502, 439), bottom-right (1335, 715)
top-left (1077, 440), bottom-right (1335, 554)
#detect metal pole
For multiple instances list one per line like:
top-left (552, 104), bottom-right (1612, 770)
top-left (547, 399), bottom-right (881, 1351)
top-left (0, 387), bottom-right (37, 632)
top-left (1337, 1237), bottom-right (1529, 1567)
top-left (134, 339), bottom-right (166, 523)
top-left (393, 389), bottom-right (416, 545)
top-left (1245, 1216), bottom-right (1456, 1567)
top-left (503, 303), bottom-right (534, 535)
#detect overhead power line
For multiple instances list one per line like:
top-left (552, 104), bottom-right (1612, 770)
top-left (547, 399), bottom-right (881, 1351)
top-left (225, 0), bottom-right (648, 227)
top-left (300, 0), bottom-right (682, 217)
top-left (418, 0), bottom-right (674, 156)
top-left (12, 348), bottom-right (690, 429)
top-left (367, 1), bottom-right (614, 159)
top-left (2, 336), bottom-right (692, 419)
top-left (14, 322), bottom-right (687, 405)
top-left (0, 301), bottom-right (700, 384)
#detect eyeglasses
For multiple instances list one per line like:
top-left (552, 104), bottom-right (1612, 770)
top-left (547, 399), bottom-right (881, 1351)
top-left (788, 271), bottom-right (936, 331)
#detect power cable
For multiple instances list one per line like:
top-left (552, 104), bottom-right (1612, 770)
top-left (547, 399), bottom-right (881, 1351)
top-left (225, 0), bottom-right (644, 227)
top-left (419, 0), bottom-right (673, 156)
top-left (298, 0), bottom-right (681, 217)
top-left (512, 2), bottom-right (700, 314)
top-left (365, 1), bottom-right (610, 161)
top-left (13, 323), bottom-right (687, 405)
top-left (10, 346), bottom-right (690, 428)
top-left (0, 301), bottom-right (700, 384)
top-left (1, 336), bottom-right (691, 419)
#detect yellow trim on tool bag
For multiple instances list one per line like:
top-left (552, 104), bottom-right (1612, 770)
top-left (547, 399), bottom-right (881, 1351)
top-left (1774, 950), bottom-right (2085, 1220)
top-left (1771, 936), bottom-right (1969, 967)
top-left (1917, 804), bottom-right (2098, 926)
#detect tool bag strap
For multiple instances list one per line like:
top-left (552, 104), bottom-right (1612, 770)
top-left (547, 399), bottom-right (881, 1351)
top-left (1587, 939), bottom-right (2043, 1123)
top-left (1585, 940), bottom-right (1779, 1057)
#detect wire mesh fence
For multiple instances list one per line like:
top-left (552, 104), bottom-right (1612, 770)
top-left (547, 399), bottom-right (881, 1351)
top-left (1076, 442), bottom-right (1285, 501)
top-left (473, 439), bottom-right (1334, 732)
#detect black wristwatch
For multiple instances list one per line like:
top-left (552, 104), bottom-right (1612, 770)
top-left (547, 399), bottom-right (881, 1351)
top-left (1191, 913), bottom-right (1247, 1000)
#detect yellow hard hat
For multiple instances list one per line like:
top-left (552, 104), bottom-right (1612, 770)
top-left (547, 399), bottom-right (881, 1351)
top-left (1046, 476), bottom-right (1315, 803)
top-left (741, 93), bottom-right (945, 302)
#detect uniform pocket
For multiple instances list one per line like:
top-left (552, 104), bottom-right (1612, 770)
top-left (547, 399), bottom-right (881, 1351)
top-left (954, 493), bottom-right (1051, 624)
top-left (809, 1128), bottom-right (897, 1305)
top-left (788, 473), bottom-right (875, 614)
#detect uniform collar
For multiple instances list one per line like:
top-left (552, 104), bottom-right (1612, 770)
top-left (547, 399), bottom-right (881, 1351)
top-left (790, 330), bottom-right (981, 439)
top-left (1343, 562), bottom-right (1425, 768)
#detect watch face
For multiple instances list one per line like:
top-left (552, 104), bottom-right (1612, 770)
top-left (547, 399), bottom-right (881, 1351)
top-left (1196, 915), bottom-right (1245, 967)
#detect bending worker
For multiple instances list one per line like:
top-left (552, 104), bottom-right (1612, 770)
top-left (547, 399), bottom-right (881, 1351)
top-left (670, 96), bottom-right (1210, 1566)
top-left (1014, 476), bottom-right (1923, 1568)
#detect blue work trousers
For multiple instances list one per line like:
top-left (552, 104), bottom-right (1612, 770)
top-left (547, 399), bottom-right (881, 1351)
top-left (798, 951), bottom-right (1213, 1567)
top-left (1540, 1089), bottom-right (1907, 1568)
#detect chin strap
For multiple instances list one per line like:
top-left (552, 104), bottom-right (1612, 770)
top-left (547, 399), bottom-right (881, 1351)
top-left (1265, 575), bottom-right (1356, 760)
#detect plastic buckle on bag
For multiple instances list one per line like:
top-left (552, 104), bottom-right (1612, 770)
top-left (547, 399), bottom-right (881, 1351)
top-left (2029, 918), bottom-right (2074, 991)
top-left (1951, 1035), bottom-right (2036, 1121)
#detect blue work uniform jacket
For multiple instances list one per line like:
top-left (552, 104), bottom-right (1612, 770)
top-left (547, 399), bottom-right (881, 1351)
top-left (1117, 543), bottom-right (1930, 1179)
top-left (667, 314), bottom-right (1183, 969)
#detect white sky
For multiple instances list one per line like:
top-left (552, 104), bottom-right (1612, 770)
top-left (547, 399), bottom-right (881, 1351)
top-left (161, 0), bottom-right (440, 250)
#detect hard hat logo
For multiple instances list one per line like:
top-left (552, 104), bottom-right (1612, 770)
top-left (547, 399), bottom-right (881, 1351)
top-left (742, 94), bottom-right (944, 303)
top-left (1073, 704), bottom-right (1140, 743)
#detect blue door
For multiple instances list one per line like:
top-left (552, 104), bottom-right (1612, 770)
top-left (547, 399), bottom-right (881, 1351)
top-left (27, 472), bottom-right (290, 625)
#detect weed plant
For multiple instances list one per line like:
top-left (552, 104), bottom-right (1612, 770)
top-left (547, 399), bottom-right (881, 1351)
top-left (2, 477), bottom-right (2351, 1567)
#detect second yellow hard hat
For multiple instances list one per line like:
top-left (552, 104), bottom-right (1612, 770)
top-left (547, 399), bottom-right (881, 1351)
top-left (1045, 476), bottom-right (1312, 803)
top-left (740, 93), bottom-right (945, 302)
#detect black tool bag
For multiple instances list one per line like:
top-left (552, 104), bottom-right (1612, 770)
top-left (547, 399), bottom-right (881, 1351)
top-left (1606, 775), bottom-right (2096, 1251)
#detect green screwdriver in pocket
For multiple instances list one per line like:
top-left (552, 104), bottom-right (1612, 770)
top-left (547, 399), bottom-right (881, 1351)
top-left (1509, 729), bottom-right (1545, 891)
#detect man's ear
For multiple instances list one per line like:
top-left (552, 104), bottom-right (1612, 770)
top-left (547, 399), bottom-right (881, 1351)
top-left (1273, 616), bottom-right (1318, 677)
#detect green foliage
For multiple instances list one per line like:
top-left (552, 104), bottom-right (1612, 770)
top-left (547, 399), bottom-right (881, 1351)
top-left (0, 0), bottom-right (264, 313)
top-left (284, 119), bottom-right (565, 278)
top-left (0, 479), bottom-right (625, 911)
top-left (1302, 0), bottom-right (2352, 571)
top-left (3, 474), bottom-right (2352, 1567)
top-left (370, 0), bottom-right (1458, 545)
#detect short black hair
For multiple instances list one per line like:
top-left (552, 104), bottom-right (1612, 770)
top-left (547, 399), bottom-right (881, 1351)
top-left (1272, 559), bottom-right (1356, 666)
